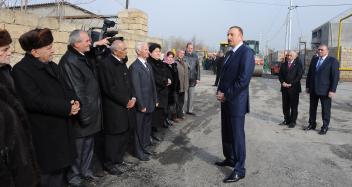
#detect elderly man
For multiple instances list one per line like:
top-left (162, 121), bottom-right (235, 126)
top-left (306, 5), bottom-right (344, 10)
top-left (12, 28), bottom-right (80, 187)
top-left (59, 30), bottom-right (108, 186)
top-left (97, 39), bottom-right (136, 175)
top-left (305, 44), bottom-right (339, 135)
top-left (184, 42), bottom-right (200, 115)
top-left (129, 42), bottom-right (157, 161)
top-left (175, 49), bottom-right (188, 119)
top-left (278, 51), bottom-right (303, 128)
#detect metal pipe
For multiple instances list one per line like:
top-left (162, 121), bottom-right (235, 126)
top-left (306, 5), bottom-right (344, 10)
top-left (337, 13), bottom-right (352, 63)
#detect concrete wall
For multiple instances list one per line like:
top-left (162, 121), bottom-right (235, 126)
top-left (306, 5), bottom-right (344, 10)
top-left (312, 22), bottom-right (352, 49)
top-left (0, 8), bottom-right (162, 66)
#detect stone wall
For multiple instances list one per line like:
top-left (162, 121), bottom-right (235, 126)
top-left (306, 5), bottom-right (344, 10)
top-left (0, 8), bottom-right (162, 66)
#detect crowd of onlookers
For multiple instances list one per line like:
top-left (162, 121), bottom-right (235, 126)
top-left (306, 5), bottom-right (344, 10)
top-left (0, 28), bottom-right (202, 187)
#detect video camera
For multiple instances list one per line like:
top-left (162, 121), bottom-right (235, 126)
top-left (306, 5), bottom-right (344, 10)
top-left (88, 19), bottom-right (124, 45)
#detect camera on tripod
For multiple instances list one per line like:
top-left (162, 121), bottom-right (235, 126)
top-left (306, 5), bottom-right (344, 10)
top-left (88, 19), bottom-right (123, 44)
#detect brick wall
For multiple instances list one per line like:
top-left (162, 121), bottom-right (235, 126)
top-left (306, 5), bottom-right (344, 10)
top-left (0, 8), bottom-right (162, 66)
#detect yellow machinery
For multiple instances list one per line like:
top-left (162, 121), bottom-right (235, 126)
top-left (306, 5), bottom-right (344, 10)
top-left (220, 40), bottom-right (264, 76)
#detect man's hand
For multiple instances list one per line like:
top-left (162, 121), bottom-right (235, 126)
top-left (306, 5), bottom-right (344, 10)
top-left (328, 91), bottom-right (335, 98)
top-left (70, 100), bottom-right (80, 115)
top-left (282, 82), bottom-right (289, 88)
top-left (216, 91), bottom-right (225, 102)
top-left (156, 102), bottom-right (159, 107)
top-left (167, 78), bottom-right (172, 86)
top-left (127, 97), bottom-right (136, 109)
top-left (93, 37), bottom-right (111, 47)
top-left (141, 107), bottom-right (147, 113)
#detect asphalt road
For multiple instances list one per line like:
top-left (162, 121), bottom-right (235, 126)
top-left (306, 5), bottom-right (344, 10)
top-left (98, 70), bottom-right (352, 187)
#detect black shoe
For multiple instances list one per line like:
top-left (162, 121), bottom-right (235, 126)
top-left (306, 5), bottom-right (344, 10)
top-left (214, 159), bottom-right (234, 167)
top-left (186, 112), bottom-right (196, 116)
top-left (304, 124), bottom-right (316, 131)
top-left (138, 156), bottom-right (150, 161)
top-left (278, 121), bottom-right (289, 126)
top-left (104, 166), bottom-right (123, 176)
top-left (151, 134), bottom-right (161, 142)
top-left (319, 127), bottom-right (328, 135)
top-left (288, 122), bottom-right (296, 128)
top-left (163, 121), bottom-right (170, 128)
top-left (223, 172), bottom-right (245, 183)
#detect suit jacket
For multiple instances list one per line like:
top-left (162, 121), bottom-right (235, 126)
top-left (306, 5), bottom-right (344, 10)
top-left (279, 58), bottom-right (303, 93)
top-left (98, 54), bottom-right (136, 134)
top-left (129, 58), bottom-right (158, 113)
top-left (218, 45), bottom-right (255, 117)
top-left (306, 55), bottom-right (339, 96)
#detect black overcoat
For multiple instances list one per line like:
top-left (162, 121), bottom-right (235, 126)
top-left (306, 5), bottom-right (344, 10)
top-left (98, 54), bottom-right (136, 134)
top-left (11, 54), bottom-right (76, 173)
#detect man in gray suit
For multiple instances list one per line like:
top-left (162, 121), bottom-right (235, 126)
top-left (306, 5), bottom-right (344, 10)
top-left (130, 42), bottom-right (158, 161)
top-left (184, 42), bottom-right (200, 115)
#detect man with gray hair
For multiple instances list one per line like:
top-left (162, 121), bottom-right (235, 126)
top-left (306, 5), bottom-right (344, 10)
top-left (278, 50), bottom-right (303, 128)
top-left (129, 42), bottom-right (157, 161)
top-left (59, 29), bottom-right (109, 186)
top-left (184, 42), bottom-right (200, 115)
top-left (97, 39), bottom-right (136, 175)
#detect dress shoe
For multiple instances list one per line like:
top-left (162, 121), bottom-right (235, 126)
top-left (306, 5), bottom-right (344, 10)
top-left (104, 166), bottom-right (123, 176)
top-left (223, 172), bottom-right (245, 183)
top-left (319, 127), bottom-right (328, 135)
top-left (288, 122), bottom-right (296, 128)
top-left (304, 124), bottom-right (316, 131)
top-left (214, 159), bottom-right (234, 167)
top-left (186, 112), bottom-right (196, 116)
top-left (138, 156), bottom-right (150, 161)
top-left (278, 121), bottom-right (289, 126)
top-left (151, 134), bottom-right (161, 141)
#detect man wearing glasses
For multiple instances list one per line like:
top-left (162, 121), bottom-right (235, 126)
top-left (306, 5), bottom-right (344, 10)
top-left (305, 44), bottom-right (339, 135)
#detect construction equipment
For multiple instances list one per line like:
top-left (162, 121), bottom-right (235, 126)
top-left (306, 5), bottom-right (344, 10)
top-left (219, 40), bottom-right (264, 76)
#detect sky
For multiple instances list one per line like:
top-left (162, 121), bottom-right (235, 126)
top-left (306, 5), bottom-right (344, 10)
top-left (24, 0), bottom-right (352, 51)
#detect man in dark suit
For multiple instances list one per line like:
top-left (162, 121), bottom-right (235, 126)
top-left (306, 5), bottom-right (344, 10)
top-left (278, 51), bottom-right (303, 128)
top-left (130, 42), bottom-right (158, 161)
top-left (305, 44), bottom-right (339, 135)
top-left (97, 40), bottom-right (136, 175)
top-left (216, 26), bottom-right (255, 183)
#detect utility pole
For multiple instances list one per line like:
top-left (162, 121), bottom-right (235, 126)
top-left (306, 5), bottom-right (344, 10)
top-left (126, 0), bottom-right (129, 9)
top-left (288, 0), bottom-right (293, 50)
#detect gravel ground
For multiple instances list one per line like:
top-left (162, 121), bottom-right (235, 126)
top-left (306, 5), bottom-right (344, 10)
top-left (97, 70), bottom-right (352, 187)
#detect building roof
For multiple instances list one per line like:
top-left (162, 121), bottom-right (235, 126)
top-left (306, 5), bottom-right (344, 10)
top-left (329, 8), bottom-right (352, 23)
top-left (10, 1), bottom-right (96, 16)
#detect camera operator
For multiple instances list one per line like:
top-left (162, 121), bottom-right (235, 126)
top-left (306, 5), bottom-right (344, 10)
top-left (58, 29), bottom-right (109, 186)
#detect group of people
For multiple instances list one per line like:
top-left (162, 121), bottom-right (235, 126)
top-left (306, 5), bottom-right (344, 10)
top-left (0, 27), bottom-right (201, 187)
top-left (0, 24), bottom-right (340, 187)
top-left (278, 45), bottom-right (339, 135)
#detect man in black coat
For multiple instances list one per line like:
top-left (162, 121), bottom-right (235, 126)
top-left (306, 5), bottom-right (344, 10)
top-left (305, 44), bottom-right (339, 135)
top-left (130, 42), bottom-right (158, 161)
top-left (59, 30), bottom-right (107, 186)
top-left (278, 51), bottom-right (303, 128)
top-left (11, 28), bottom-right (80, 187)
top-left (0, 29), bottom-right (39, 187)
top-left (213, 51), bottom-right (225, 86)
top-left (97, 40), bottom-right (136, 175)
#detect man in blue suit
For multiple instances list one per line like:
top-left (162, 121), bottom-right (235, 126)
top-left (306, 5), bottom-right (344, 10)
top-left (305, 44), bottom-right (339, 135)
top-left (216, 26), bottom-right (255, 183)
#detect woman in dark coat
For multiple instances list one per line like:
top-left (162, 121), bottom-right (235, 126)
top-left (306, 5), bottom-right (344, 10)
top-left (0, 29), bottom-right (39, 187)
top-left (147, 43), bottom-right (172, 140)
top-left (164, 51), bottom-right (180, 122)
top-left (11, 28), bottom-right (80, 187)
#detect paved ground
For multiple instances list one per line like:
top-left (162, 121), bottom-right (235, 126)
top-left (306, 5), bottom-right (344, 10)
top-left (98, 70), bottom-right (352, 187)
